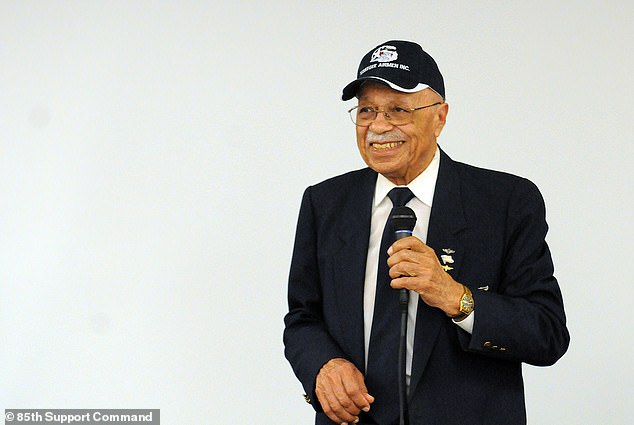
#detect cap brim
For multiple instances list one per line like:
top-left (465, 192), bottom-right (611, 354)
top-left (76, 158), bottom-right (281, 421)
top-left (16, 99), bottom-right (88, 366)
top-left (341, 76), bottom-right (431, 100)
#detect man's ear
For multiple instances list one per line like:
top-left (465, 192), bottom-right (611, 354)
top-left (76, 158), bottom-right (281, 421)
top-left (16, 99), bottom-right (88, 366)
top-left (434, 103), bottom-right (449, 138)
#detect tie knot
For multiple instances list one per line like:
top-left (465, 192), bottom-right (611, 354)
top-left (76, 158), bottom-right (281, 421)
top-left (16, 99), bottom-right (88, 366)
top-left (387, 187), bottom-right (414, 207)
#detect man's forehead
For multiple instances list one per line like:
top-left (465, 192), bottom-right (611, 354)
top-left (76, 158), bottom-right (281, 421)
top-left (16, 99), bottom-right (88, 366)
top-left (357, 82), bottom-right (435, 101)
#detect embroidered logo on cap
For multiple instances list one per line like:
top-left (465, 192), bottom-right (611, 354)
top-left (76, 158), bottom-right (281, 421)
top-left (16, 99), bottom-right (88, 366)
top-left (371, 45), bottom-right (398, 63)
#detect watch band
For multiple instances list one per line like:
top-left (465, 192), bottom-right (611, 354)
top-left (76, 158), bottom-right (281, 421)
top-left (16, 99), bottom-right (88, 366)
top-left (450, 285), bottom-right (474, 321)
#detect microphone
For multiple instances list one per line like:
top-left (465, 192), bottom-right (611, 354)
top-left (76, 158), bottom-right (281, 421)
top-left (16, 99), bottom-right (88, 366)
top-left (391, 206), bottom-right (417, 240)
top-left (390, 206), bottom-right (416, 425)
top-left (391, 206), bottom-right (417, 306)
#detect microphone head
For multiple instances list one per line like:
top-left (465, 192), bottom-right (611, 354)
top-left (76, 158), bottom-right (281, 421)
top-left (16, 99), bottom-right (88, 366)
top-left (391, 206), bottom-right (417, 232)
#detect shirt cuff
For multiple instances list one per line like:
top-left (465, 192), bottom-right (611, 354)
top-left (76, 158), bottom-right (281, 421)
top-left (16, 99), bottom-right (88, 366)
top-left (453, 311), bottom-right (474, 334)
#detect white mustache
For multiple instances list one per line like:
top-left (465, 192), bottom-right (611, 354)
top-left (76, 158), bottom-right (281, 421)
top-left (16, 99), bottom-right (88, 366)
top-left (366, 130), bottom-right (405, 143)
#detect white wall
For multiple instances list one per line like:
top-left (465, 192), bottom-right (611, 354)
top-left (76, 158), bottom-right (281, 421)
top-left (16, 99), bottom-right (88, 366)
top-left (1, 1), bottom-right (632, 423)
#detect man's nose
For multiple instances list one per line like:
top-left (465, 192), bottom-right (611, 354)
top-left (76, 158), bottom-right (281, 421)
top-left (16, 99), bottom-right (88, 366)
top-left (368, 112), bottom-right (394, 133)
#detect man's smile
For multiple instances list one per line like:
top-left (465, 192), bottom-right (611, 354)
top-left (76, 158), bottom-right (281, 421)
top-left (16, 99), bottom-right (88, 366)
top-left (370, 141), bottom-right (404, 150)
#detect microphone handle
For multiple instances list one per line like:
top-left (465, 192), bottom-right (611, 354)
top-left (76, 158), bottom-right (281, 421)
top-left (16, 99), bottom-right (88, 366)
top-left (394, 229), bottom-right (413, 307)
top-left (394, 228), bottom-right (412, 425)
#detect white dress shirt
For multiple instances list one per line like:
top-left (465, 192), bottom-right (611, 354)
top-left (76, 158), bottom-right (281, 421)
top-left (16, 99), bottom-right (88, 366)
top-left (363, 147), bottom-right (474, 385)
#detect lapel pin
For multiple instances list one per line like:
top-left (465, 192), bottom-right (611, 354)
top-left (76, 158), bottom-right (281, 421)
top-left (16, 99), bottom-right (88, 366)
top-left (478, 285), bottom-right (489, 291)
top-left (441, 264), bottom-right (454, 272)
top-left (442, 248), bottom-right (455, 254)
top-left (440, 254), bottom-right (454, 264)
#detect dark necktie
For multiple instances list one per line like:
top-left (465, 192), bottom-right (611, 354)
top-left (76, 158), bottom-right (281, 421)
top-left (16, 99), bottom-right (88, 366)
top-left (365, 187), bottom-right (415, 425)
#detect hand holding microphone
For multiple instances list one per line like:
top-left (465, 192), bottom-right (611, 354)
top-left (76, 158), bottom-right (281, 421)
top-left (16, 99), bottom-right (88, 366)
top-left (387, 213), bottom-right (465, 317)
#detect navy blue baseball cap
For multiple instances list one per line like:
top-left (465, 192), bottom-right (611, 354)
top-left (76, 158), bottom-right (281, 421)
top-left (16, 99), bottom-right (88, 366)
top-left (342, 40), bottom-right (445, 101)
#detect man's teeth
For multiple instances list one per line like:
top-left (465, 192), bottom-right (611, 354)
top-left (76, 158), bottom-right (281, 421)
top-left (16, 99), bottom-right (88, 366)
top-left (372, 141), bottom-right (402, 150)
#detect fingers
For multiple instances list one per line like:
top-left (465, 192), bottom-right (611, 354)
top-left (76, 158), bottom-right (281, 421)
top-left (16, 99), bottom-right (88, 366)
top-left (315, 358), bottom-right (374, 424)
top-left (315, 385), bottom-right (359, 424)
top-left (387, 239), bottom-right (437, 279)
top-left (342, 373), bottom-right (374, 413)
top-left (387, 235), bottom-right (428, 256)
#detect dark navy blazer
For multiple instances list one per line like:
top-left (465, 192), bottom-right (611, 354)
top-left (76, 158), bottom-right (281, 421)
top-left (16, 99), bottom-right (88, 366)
top-left (283, 150), bottom-right (569, 425)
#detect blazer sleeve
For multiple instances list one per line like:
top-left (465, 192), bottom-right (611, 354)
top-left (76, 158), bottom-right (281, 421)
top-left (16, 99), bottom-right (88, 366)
top-left (283, 187), bottom-right (347, 411)
top-left (457, 178), bottom-right (570, 366)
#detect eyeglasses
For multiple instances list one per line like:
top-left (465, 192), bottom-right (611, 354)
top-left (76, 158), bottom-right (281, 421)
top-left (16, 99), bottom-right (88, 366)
top-left (348, 102), bottom-right (443, 127)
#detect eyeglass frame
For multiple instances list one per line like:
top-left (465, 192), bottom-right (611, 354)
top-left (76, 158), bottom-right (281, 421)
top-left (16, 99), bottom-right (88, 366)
top-left (347, 102), bottom-right (444, 127)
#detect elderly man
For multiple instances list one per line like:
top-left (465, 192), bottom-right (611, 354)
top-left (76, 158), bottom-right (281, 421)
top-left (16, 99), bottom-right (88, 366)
top-left (283, 40), bottom-right (569, 425)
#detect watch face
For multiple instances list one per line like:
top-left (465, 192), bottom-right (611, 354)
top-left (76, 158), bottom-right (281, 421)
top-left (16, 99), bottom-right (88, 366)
top-left (461, 296), bottom-right (474, 312)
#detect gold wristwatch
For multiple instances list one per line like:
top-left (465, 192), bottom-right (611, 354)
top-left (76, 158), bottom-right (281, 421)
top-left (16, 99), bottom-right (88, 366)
top-left (450, 285), bottom-right (474, 321)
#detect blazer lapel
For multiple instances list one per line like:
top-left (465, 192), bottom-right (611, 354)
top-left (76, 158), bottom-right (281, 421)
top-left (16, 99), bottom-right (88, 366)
top-left (332, 169), bottom-right (376, 372)
top-left (409, 149), bottom-right (468, 397)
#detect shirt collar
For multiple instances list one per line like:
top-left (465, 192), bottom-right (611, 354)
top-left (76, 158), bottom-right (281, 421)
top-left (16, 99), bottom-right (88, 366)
top-left (374, 146), bottom-right (440, 208)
